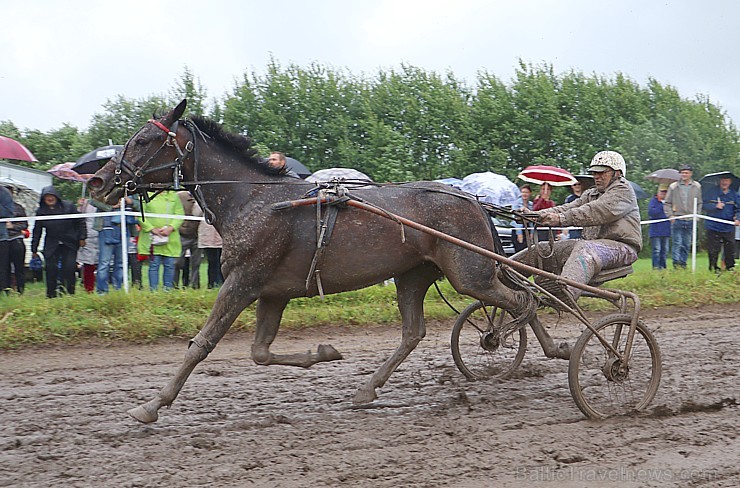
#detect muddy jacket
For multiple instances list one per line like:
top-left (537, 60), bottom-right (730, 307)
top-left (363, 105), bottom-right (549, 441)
top-left (550, 176), bottom-right (642, 252)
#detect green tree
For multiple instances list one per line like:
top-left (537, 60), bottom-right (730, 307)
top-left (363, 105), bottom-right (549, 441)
top-left (169, 66), bottom-right (209, 116)
top-left (86, 94), bottom-right (168, 148)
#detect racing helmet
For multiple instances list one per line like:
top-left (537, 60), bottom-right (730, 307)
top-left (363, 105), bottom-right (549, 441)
top-left (588, 150), bottom-right (627, 177)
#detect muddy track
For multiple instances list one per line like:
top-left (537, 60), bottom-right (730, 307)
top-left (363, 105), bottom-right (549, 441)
top-left (0, 304), bottom-right (738, 487)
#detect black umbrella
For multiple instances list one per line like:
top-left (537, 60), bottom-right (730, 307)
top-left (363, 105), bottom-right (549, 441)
top-left (72, 145), bottom-right (123, 174)
top-left (628, 180), bottom-right (650, 200)
top-left (285, 157), bottom-right (311, 178)
top-left (700, 171), bottom-right (740, 194)
top-left (574, 174), bottom-right (594, 191)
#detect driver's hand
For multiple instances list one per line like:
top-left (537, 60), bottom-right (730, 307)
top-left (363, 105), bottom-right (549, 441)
top-left (539, 212), bottom-right (561, 226)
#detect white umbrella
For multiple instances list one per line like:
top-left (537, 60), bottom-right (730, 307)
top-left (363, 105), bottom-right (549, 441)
top-left (459, 172), bottom-right (522, 208)
top-left (306, 168), bottom-right (374, 188)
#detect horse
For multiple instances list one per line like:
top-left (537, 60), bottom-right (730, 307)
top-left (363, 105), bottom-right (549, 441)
top-left (88, 99), bottom-right (535, 424)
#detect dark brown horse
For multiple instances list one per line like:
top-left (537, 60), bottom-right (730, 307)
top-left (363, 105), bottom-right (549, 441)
top-left (89, 100), bottom-right (534, 423)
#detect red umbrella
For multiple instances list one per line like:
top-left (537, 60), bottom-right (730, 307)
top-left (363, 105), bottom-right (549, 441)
top-left (0, 136), bottom-right (38, 162)
top-left (517, 165), bottom-right (577, 187)
top-left (47, 162), bottom-right (92, 183)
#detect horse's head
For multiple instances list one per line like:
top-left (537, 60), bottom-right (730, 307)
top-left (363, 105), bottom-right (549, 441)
top-left (88, 99), bottom-right (189, 204)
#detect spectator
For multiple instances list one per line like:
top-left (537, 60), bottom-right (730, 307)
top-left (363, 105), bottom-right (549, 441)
top-left (532, 183), bottom-right (556, 242)
top-left (4, 185), bottom-right (28, 293)
top-left (702, 174), bottom-right (740, 273)
top-left (193, 203), bottom-right (223, 288)
top-left (664, 164), bottom-right (701, 269)
top-left (174, 191), bottom-right (202, 288)
top-left (137, 191), bottom-right (184, 291)
top-left (31, 186), bottom-right (87, 298)
top-left (532, 182), bottom-right (555, 211)
top-left (266, 151), bottom-right (301, 178)
top-left (87, 196), bottom-right (139, 293)
top-left (513, 184), bottom-right (533, 253)
top-left (0, 186), bottom-right (14, 293)
top-left (648, 184), bottom-right (671, 270)
top-left (76, 198), bottom-right (99, 293)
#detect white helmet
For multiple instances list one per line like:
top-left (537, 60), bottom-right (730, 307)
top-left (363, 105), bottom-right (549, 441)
top-left (588, 150), bottom-right (626, 177)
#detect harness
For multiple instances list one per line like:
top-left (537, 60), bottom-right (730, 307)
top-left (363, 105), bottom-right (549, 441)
top-left (304, 186), bottom-right (351, 298)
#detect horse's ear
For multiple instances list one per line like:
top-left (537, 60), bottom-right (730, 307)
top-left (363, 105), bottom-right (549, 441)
top-left (162, 99), bottom-right (188, 124)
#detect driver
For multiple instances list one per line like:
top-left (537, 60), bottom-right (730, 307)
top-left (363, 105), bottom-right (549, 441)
top-left (512, 150), bottom-right (642, 303)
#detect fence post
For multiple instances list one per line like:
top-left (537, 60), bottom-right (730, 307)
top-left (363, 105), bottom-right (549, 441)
top-left (691, 197), bottom-right (698, 273)
top-left (120, 200), bottom-right (129, 292)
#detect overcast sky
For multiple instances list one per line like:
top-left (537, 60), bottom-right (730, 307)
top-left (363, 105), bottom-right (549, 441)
top-left (1, 0), bottom-right (738, 134)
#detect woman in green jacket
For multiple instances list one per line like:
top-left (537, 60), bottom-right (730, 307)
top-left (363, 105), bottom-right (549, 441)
top-left (137, 191), bottom-right (185, 290)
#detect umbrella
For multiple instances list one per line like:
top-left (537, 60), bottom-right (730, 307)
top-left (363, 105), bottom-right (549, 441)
top-left (0, 136), bottom-right (37, 162)
top-left (71, 145), bottom-right (123, 175)
top-left (285, 157), bottom-right (311, 178)
top-left (629, 180), bottom-right (649, 200)
top-left (434, 177), bottom-right (465, 189)
top-left (306, 168), bottom-right (374, 186)
top-left (0, 176), bottom-right (40, 216)
top-left (459, 172), bottom-right (521, 208)
top-left (700, 171), bottom-right (740, 193)
top-left (517, 165), bottom-right (577, 187)
top-left (573, 174), bottom-right (595, 191)
top-left (646, 168), bottom-right (680, 185)
top-left (572, 174), bottom-right (648, 199)
top-left (47, 162), bottom-right (92, 183)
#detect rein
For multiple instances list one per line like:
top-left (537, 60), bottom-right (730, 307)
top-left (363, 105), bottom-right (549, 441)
top-left (114, 117), bottom-right (548, 232)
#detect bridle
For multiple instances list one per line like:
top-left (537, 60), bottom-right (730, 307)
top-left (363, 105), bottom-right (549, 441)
top-left (113, 118), bottom-right (196, 195)
top-left (113, 117), bottom-right (218, 222)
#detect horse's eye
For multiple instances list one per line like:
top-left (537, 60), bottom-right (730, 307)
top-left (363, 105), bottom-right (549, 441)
top-left (135, 138), bottom-right (148, 146)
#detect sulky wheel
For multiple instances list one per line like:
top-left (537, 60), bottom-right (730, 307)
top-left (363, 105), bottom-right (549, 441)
top-left (568, 313), bottom-right (662, 419)
top-left (451, 301), bottom-right (527, 381)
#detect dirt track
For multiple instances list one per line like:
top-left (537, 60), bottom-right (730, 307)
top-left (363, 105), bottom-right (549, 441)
top-left (1, 303), bottom-right (738, 487)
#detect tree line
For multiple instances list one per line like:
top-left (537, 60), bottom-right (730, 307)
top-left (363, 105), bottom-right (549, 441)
top-left (2, 61), bottom-right (738, 202)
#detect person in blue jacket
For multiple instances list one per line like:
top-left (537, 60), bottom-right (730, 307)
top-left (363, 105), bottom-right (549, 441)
top-left (702, 174), bottom-right (740, 272)
top-left (648, 184), bottom-right (671, 269)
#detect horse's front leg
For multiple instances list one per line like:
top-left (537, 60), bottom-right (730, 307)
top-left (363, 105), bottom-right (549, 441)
top-left (353, 264), bottom-right (439, 404)
top-left (128, 272), bottom-right (257, 424)
top-left (251, 295), bottom-right (342, 368)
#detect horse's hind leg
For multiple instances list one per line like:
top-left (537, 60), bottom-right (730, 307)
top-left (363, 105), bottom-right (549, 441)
top-left (353, 263), bottom-right (440, 404)
top-left (251, 295), bottom-right (343, 368)
top-left (128, 274), bottom-right (257, 424)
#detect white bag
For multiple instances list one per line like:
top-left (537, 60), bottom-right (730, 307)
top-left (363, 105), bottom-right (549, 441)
top-left (151, 233), bottom-right (169, 246)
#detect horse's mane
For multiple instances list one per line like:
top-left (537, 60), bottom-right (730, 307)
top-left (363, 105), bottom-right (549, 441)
top-left (189, 115), bottom-right (283, 176)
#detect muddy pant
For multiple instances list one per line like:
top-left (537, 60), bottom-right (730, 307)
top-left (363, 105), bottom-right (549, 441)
top-left (512, 239), bottom-right (638, 299)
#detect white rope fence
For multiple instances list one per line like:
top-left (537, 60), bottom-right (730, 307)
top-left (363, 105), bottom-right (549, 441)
top-left (1, 198), bottom-right (737, 292)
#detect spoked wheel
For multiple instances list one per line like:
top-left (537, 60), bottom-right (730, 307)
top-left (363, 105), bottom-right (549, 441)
top-left (451, 301), bottom-right (527, 381)
top-left (568, 313), bottom-right (662, 419)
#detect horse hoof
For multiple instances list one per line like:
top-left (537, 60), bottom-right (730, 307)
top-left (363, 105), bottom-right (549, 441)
top-left (556, 341), bottom-right (571, 360)
top-left (128, 403), bottom-right (159, 424)
top-left (352, 388), bottom-right (377, 405)
top-left (317, 344), bottom-right (343, 362)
